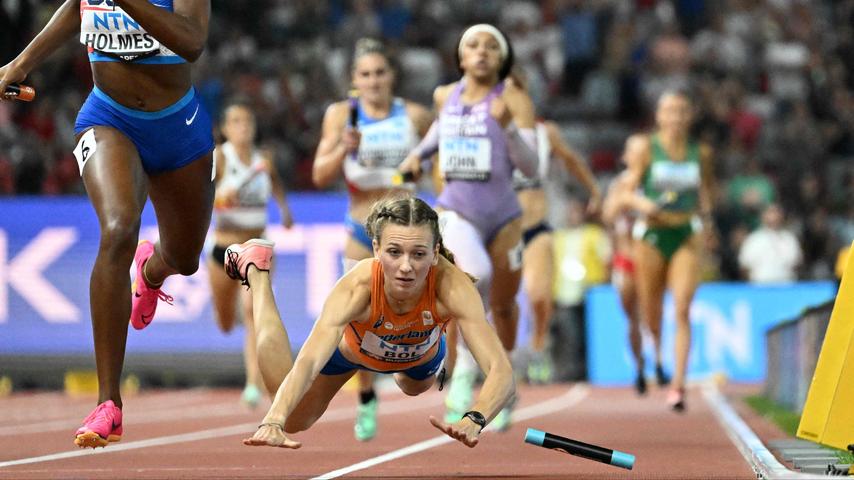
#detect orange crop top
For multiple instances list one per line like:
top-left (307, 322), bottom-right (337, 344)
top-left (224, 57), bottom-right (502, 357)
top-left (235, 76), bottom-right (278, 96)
top-left (342, 260), bottom-right (451, 371)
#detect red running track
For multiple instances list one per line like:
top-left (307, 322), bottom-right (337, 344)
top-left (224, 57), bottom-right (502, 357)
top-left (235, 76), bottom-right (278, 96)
top-left (0, 383), bottom-right (762, 479)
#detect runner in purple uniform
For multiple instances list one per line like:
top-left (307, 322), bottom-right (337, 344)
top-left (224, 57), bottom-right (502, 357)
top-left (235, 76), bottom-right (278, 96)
top-left (400, 24), bottom-right (538, 431)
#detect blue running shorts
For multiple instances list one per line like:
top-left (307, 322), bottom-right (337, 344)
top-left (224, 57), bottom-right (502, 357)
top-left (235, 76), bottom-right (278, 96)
top-left (75, 86), bottom-right (214, 173)
top-left (320, 335), bottom-right (446, 381)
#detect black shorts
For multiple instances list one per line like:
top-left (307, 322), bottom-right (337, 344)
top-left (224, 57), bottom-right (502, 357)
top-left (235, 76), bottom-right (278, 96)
top-left (211, 244), bottom-right (228, 269)
top-left (523, 221), bottom-right (553, 247)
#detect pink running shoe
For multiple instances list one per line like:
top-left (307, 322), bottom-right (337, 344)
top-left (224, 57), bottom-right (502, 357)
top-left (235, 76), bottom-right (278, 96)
top-left (666, 388), bottom-right (686, 413)
top-left (74, 400), bottom-right (123, 448)
top-left (224, 239), bottom-right (274, 285)
top-left (130, 240), bottom-right (173, 330)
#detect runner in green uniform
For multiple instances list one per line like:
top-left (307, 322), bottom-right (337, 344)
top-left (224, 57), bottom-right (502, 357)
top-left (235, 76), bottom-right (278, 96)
top-left (619, 90), bottom-right (716, 412)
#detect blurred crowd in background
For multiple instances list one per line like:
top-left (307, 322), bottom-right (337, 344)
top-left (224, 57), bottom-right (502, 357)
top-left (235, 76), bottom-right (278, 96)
top-left (0, 0), bottom-right (852, 285)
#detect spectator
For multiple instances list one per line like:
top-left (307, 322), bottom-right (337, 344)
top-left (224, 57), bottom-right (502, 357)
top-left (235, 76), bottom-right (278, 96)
top-left (738, 203), bottom-right (802, 283)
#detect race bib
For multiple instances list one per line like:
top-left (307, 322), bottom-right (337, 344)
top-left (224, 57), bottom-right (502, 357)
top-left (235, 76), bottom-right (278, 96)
top-left (73, 129), bottom-right (97, 176)
top-left (439, 137), bottom-right (492, 181)
top-left (80, 31), bottom-right (162, 61)
top-left (79, 4), bottom-right (174, 62)
top-left (360, 328), bottom-right (441, 364)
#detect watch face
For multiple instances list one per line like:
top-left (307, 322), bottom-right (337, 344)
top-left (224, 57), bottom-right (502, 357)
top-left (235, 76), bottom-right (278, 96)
top-left (465, 411), bottom-right (486, 427)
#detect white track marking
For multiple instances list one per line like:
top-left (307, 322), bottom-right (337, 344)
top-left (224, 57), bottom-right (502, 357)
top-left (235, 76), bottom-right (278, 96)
top-left (0, 391), bottom-right (443, 469)
top-left (701, 383), bottom-right (826, 479)
top-left (310, 384), bottom-right (590, 480)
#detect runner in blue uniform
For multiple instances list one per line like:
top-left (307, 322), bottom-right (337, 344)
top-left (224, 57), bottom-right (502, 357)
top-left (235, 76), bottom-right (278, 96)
top-left (0, 0), bottom-right (214, 447)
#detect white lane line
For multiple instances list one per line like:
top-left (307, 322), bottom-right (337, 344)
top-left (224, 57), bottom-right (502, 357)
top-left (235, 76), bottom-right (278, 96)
top-left (0, 391), bottom-right (443, 469)
top-left (701, 383), bottom-right (824, 480)
top-left (0, 390), bottom-right (213, 425)
top-left (0, 402), bottom-right (246, 436)
top-left (310, 384), bottom-right (590, 480)
top-left (0, 379), bottom-right (412, 435)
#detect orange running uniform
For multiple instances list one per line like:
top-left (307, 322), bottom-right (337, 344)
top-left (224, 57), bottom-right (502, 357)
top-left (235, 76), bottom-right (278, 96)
top-left (342, 260), bottom-right (451, 372)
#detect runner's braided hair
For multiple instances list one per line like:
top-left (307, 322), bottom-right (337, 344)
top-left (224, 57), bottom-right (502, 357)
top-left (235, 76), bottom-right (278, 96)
top-left (365, 196), bottom-right (457, 265)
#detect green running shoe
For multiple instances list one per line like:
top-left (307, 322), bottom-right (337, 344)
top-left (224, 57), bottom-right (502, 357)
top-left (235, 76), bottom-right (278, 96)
top-left (354, 398), bottom-right (378, 441)
top-left (240, 384), bottom-right (262, 409)
top-left (527, 355), bottom-right (554, 384)
top-left (444, 369), bottom-right (476, 424)
top-left (491, 406), bottom-right (512, 432)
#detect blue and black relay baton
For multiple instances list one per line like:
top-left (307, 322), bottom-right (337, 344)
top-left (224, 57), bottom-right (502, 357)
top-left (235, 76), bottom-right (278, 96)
top-left (524, 428), bottom-right (635, 470)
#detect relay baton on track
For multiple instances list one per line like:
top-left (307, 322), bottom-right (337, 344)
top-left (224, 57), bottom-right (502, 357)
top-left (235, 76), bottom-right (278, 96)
top-left (3, 84), bottom-right (35, 102)
top-left (524, 428), bottom-right (635, 470)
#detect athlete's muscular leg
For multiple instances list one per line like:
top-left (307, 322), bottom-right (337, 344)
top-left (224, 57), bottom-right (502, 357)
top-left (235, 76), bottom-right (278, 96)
top-left (241, 287), bottom-right (264, 392)
top-left (80, 127), bottom-right (148, 408)
top-left (522, 233), bottom-right (554, 352)
top-left (245, 267), bottom-right (294, 396)
top-left (208, 256), bottom-right (240, 332)
top-left (633, 240), bottom-right (668, 366)
top-left (667, 237), bottom-right (701, 391)
top-left (488, 218), bottom-right (523, 351)
top-left (439, 211), bottom-right (493, 304)
top-left (617, 272), bottom-right (643, 369)
top-left (144, 152), bottom-right (214, 282)
top-left (394, 372), bottom-right (435, 396)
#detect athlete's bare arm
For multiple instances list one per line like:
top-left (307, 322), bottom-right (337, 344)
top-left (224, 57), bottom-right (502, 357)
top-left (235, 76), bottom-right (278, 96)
top-left (211, 148), bottom-right (238, 207)
top-left (0, 0), bottom-right (79, 97)
top-left (253, 261), bottom-right (373, 440)
top-left (622, 134), bottom-right (650, 190)
top-left (114, 0), bottom-right (210, 62)
top-left (260, 149), bottom-right (293, 228)
top-left (496, 82), bottom-right (538, 176)
top-left (398, 84), bottom-right (454, 180)
top-left (602, 172), bottom-right (633, 227)
top-left (620, 134), bottom-right (660, 217)
top-left (312, 101), bottom-right (350, 188)
top-left (433, 83), bottom-right (456, 113)
top-left (500, 82), bottom-right (535, 129)
top-left (406, 101), bottom-right (434, 138)
top-left (430, 258), bottom-right (515, 447)
top-left (545, 120), bottom-right (602, 213)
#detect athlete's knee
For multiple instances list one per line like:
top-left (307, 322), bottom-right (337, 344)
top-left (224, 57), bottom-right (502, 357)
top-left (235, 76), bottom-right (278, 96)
top-left (673, 305), bottom-right (692, 326)
top-left (215, 314), bottom-right (236, 333)
top-left (396, 376), bottom-right (432, 396)
top-left (400, 383), bottom-right (429, 396)
top-left (255, 330), bottom-right (285, 358)
top-left (160, 249), bottom-right (200, 276)
top-left (100, 216), bottom-right (141, 256)
top-left (490, 299), bottom-right (518, 320)
top-left (528, 292), bottom-right (551, 314)
top-left (647, 322), bottom-right (662, 338)
top-left (284, 415), bottom-right (316, 434)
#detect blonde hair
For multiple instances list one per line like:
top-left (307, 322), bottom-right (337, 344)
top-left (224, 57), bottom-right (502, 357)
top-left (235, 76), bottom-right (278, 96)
top-left (366, 196), bottom-right (458, 265)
